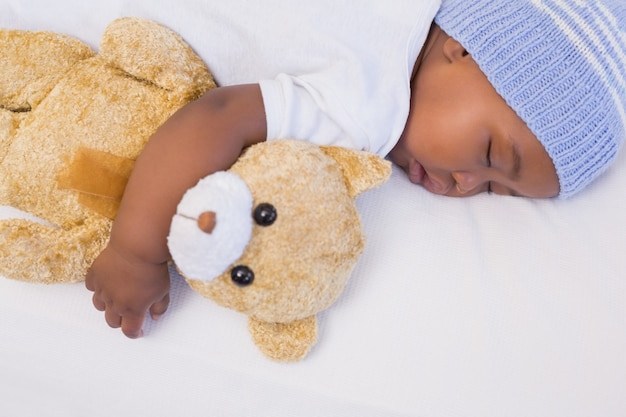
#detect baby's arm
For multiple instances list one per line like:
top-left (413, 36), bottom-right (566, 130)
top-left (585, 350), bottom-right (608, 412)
top-left (85, 84), bottom-right (267, 338)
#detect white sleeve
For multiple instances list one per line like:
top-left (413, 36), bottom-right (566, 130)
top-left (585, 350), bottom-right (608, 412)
top-left (259, 75), bottom-right (363, 151)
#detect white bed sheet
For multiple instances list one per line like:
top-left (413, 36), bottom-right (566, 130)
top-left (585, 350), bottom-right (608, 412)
top-left (2, 2), bottom-right (626, 416)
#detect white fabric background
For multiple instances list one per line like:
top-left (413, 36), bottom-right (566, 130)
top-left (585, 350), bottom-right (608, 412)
top-left (1, 2), bottom-right (626, 416)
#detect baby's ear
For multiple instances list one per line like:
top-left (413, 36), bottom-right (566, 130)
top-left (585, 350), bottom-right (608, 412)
top-left (443, 37), bottom-right (469, 62)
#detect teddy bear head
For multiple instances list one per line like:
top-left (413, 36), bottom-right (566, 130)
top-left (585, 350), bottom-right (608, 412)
top-left (168, 139), bottom-right (390, 361)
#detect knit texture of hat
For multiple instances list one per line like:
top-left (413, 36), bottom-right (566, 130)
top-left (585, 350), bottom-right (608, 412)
top-left (435, 0), bottom-right (626, 198)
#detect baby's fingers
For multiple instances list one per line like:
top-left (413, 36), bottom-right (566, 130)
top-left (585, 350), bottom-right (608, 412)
top-left (91, 293), bottom-right (106, 312)
top-left (84, 268), bottom-right (96, 291)
top-left (105, 307), bottom-right (123, 329)
top-left (120, 312), bottom-right (146, 339)
top-left (150, 293), bottom-right (170, 321)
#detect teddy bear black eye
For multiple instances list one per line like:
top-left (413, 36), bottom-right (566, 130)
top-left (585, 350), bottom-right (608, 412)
top-left (253, 203), bottom-right (277, 226)
top-left (231, 265), bottom-right (255, 287)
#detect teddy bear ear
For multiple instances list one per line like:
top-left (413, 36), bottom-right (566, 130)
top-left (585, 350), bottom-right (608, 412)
top-left (320, 146), bottom-right (392, 198)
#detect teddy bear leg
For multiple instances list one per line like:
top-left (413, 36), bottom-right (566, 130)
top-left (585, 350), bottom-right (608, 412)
top-left (248, 316), bottom-right (318, 362)
top-left (0, 29), bottom-right (94, 111)
top-left (0, 217), bottom-right (109, 284)
top-left (0, 30), bottom-right (94, 160)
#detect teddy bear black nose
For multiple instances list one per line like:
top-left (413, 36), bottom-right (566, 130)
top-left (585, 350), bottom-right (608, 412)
top-left (253, 203), bottom-right (277, 226)
top-left (231, 265), bottom-right (254, 286)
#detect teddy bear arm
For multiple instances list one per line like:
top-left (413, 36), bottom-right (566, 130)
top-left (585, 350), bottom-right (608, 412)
top-left (248, 315), bottom-right (318, 362)
top-left (99, 18), bottom-right (215, 99)
top-left (0, 217), bottom-right (109, 283)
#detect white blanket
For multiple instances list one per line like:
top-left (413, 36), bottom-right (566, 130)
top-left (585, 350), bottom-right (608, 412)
top-left (1, 2), bottom-right (625, 416)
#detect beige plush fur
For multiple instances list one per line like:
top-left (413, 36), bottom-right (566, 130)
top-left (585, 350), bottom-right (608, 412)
top-left (0, 18), bottom-right (214, 283)
top-left (1, 19), bottom-right (392, 362)
top-left (172, 140), bottom-right (391, 361)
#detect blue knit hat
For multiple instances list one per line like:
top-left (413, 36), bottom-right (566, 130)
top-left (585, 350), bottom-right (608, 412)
top-left (435, 0), bottom-right (626, 198)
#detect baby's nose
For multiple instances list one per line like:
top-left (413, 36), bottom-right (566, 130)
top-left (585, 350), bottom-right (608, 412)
top-left (452, 171), bottom-right (481, 194)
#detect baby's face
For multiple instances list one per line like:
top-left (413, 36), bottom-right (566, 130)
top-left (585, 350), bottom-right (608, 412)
top-left (389, 33), bottom-right (559, 198)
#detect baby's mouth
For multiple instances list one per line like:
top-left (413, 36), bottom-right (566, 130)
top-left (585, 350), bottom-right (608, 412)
top-left (407, 160), bottom-right (450, 195)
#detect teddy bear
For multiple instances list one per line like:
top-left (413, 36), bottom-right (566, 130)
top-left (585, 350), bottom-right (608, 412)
top-left (0, 18), bottom-right (392, 362)
top-left (167, 139), bottom-right (391, 361)
top-left (0, 17), bottom-right (214, 283)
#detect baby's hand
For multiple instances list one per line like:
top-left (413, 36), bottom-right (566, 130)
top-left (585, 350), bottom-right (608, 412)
top-left (85, 243), bottom-right (170, 338)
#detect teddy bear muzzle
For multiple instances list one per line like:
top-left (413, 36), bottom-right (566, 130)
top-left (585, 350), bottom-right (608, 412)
top-left (168, 171), bottom-right (254, 282)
